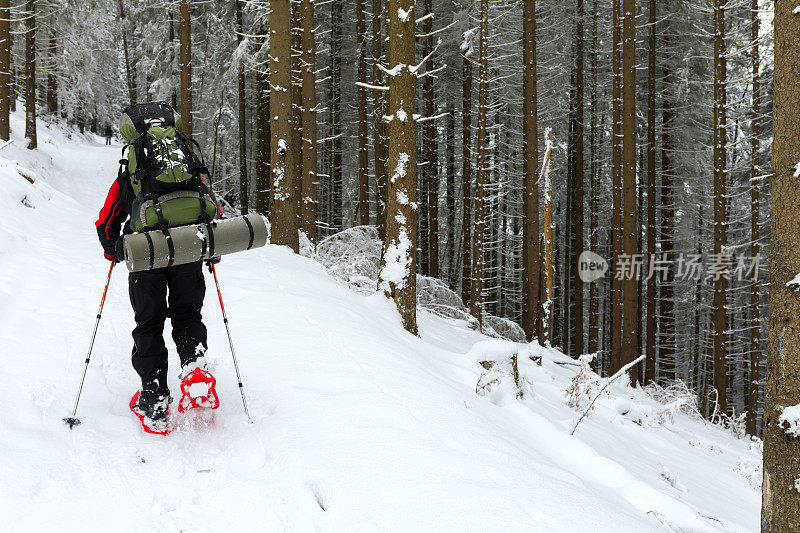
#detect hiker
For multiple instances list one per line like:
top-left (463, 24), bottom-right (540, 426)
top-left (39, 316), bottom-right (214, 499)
top-left (104, 125), bottom-right (113, 145)
top-left (95, 101), bottom-right (220, 433)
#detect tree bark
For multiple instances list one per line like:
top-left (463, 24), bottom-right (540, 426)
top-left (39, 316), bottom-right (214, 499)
top-left (119, 0), bottom-right (137, 106)
top-left (713, 0), bottom-right (728, 414)
top-left (588, 0), bottom-right (599, 355)
top-left (0, 0), bottom-right (10, 140)
top-left (542, 129), bottom-right (555, 345)
top-left (621, 0), bottom-right (637, 380)
top-left (461, 42), bottom-right (473, 307)
top-left (301, 0), bottom-right (317, 242)
top-left (378, 0), bottom-right (417, 335)
top-left (24, 0), bottom-right (36, 149)
top-left (446, 100), bottom-right (456, 289)
top-left (328, 0), bottom-right (343, 231)
top-left (645, 0), bottom-right (657, 384)
top-left (763, 2), bottom-right (800, 528)
top-left (610, 0), bottom-right (622, 373)
top-left (236, 0), bottom-right (248, 214)
top-left (46, 29), bottom-right (56, 114)
top-left (470, 0), bottom-right (489, 328)
top-left (372, 0), bottom-right (387, 240)
top-left (747, 0), bottom-right (761, 437)
top-left (357, 0), bottom-right (369, 226)
top-left (659, 29), bottom-right (675, 383)
top-left (256, 24), bottom-right (271, 217)
top-left (179, 0), bottom-right (192, 137)
top-left (572, 0), bottom-right (585, 356)
top-left (423, 0), bottom-right (438, 279)
top-left (270, 0), bottom-right (299, 251)
top-left (522, 0), bottom-right (540, 342)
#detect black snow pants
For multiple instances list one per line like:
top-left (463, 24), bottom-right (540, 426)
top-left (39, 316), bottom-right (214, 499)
top-left (128, 261), bottom-right (208, 395)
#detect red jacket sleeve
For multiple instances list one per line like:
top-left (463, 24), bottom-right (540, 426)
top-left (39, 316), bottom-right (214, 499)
top-left (96, 179), bottom-right (126, 257)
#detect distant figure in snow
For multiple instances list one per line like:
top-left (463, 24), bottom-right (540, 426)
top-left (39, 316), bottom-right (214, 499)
top-left (95, 101), bottom-right (220, 435)
top-left (104, 125), bottom-right (113, 145)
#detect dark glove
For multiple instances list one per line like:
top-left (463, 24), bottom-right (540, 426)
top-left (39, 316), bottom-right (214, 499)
top-left (205, 256), bottom-right (220, 272)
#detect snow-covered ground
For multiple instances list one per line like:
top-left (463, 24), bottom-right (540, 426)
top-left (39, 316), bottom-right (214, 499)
top-left (0, 110), bottom-right (761, 532)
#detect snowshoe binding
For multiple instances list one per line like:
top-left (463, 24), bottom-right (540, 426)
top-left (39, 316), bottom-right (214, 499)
top-left (178, 358), bottom-right (220, 413)
top-left (130, 390), bottom-right (172, 436)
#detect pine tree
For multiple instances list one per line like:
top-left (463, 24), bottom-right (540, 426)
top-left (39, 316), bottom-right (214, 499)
top-left (460, 20), bottom-right (473, 307)
top-left (620, 0), bottom-right (637, 379)
top-left (470, 0), bottom-right (489, 328)
top-left (0, 0), bottom-right (10, 140)
top-left (572, 0), bottom-right (585, 356)
top-left (236, 0), bottom-right (248, 214)
top-left (372, 0), bottom-right (387, 240)
top-left (357, 0), bottom-right (369, 226)
top-left (271, 0), bottom-right (300, 251)
top-left (645, 0), bottom-right (657, 384)
top-left (179, 0), bottom-right (192, 137)
top-left (712, 0), bottom-right (728, 413)
top-left (746, 0), bottom-right (760, 436)
top-left (378, 0), bottom-right (418, 335)
top-left (521, 0), bottom-right (540, 342)
top-left (762, 2), bottom-right (800, 526)
top-left (24, 0), bottom-right (36, 149)
top-left (300, 0), bottom-right (318, 242)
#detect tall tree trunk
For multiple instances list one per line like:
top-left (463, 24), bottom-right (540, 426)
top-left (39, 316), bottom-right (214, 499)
top-left (763, 1), bottom-right (800, 527)
top-left (522, 0), bottom-right (540, 342)
top-left (0, 0), bottom-right (10, 140)
top-left (46, 29), bottom-right (56, 114)
top-left (378, 0), bottom-right (417, 335)
top-left (357, 0), bottom-right (369, 226)
top-left (610, 0), bottom-right (622, 373)
top-left (423, 0), bottom-right (439, 279)
top-left (236, 0), bottom-right (249, 214)
top-left (645, 0), bottom-right (657, 384)
top-left (659, 30), bottom-right (675, 383)
top-left (169, 9), bottom-right (177, 109)
top-left (179, 0), bottom-right (192, 137)
top-left (24, 0), bottom-right (36, 149)
top-left (461, 43), bottom-right (473, 307)
top-left (588, 0), bottom-right (599, 355)
top-left (291, 0), bottom-right (303, 233)
top-left (255, 24), bottom-right (271, 217)
top-left (747, 0), bottom-right (761, 437)
top-left (446, 100), bottom-right (456, 289)
top-left (329, 0), bottom-right (343, 231)
top-left (301, 0), bottom-right (317, 242)
top-left (270, 0), bottom-right (299, 251)
top-left (372, 0), bottom-right (387, 240)
top-left (541, 128), bottom-right (555, 345)
top-left (572, 0), bottom-right (585, 356)
top-left (119, 0), bottom-right (137, 106)
top-left (712, 0), bottom-right (728, 414)
top-left (470, 0), bottom-right (489, 329)
top-left (621, 0), bottom-right (637, 380)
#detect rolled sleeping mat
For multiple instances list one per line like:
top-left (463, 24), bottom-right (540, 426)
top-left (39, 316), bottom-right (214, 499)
top-left (123, 213), bottom-right (268, 272)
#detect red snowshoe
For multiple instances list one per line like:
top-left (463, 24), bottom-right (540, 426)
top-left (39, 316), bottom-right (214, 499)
top-left (178, 367), bottom-right (220, 413)
top-left (129, 391), bottom-right (173, 436)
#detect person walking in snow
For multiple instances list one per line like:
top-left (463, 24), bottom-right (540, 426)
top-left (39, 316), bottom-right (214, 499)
top-left (104, 125), bottom-right (113, 145)
top-left (95, 102), bottom-right (220, 434)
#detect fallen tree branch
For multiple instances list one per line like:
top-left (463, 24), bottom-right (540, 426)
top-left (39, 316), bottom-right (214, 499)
top-left (570, 354), bottom-right (646, 436)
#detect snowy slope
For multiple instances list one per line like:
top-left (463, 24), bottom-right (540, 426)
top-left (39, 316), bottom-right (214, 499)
top-left (0, 110), bottom-right (761, 532)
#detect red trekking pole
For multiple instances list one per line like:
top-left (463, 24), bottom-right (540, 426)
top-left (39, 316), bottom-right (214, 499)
top-left (64, 261), bottom-right (115, 428)
top-left (209, 262), bottom-right (253, 422)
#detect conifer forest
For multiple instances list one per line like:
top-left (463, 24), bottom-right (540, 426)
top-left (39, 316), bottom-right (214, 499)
top-left (8, 0), bottom-right (800, 527)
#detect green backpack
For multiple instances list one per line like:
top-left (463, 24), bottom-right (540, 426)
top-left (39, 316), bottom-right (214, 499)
top-left (118, 102), bottom-right (220, 233)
